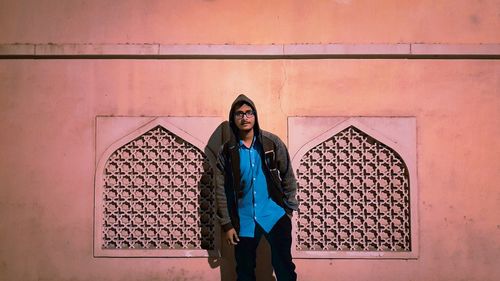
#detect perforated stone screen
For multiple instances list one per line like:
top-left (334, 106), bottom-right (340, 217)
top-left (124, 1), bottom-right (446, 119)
top-left (94, 117), bottom-right (222, 257)
top-left (289, 117), bottom-right (418, 259)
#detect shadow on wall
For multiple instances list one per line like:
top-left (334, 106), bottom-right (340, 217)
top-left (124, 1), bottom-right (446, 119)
top-left (203, 121), bottom-right (277, 281)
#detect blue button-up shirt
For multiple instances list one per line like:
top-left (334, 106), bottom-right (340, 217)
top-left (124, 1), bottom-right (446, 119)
top-left (238, 137), bottom-right (285, 237)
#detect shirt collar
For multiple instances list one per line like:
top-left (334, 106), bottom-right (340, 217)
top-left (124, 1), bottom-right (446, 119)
top-left (238, 135), bottom-right (257, 149)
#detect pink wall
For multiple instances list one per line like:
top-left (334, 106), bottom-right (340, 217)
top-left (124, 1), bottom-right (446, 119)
top-left (0, 0), bottom-right (499, 44)
top-left (1, 59), bottom-right (498, 281)
top-left (0, 1), bottom-right (499, 281)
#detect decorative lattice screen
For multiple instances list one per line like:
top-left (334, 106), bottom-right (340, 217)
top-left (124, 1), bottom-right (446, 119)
top-left (295, 125), bottom-right (412, 254)
top-left (99, 125), bottom-right (215, 254)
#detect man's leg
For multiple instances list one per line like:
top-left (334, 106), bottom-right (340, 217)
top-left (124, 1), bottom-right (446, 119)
top-left (234, 228), bottom-right (263, 281)
top-left (266, 215), bottom-right (297, 281)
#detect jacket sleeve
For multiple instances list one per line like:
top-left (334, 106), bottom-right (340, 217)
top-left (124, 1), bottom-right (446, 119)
top-left (274, 136), bottom-right (299, 213)
top-left (214, 145), bottom-right (234, 232)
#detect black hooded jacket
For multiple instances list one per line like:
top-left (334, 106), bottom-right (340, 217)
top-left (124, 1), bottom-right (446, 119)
top-left (214, 94), bottom-right (299, 232)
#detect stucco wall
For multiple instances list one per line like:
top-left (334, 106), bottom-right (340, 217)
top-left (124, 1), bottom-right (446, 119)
top-left (1, 1), bottom-right (499, 281)
top-left (1, 59), bottom-right (498, 281)
top-left (0, 0), bottom-right (498, 44)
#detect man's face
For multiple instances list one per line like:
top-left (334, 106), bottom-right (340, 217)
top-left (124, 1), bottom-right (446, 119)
top-left (234, 104), bottom-right (255, 132)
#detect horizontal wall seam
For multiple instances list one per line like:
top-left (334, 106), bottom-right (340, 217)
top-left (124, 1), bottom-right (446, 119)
top-left (0, 43), bottom-right (499, 59)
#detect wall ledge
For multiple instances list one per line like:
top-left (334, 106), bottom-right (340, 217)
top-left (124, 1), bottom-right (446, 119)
top-left (1, 43), bottom-right (499, 59)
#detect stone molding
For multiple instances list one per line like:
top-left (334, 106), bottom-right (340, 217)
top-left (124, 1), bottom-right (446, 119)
top-left (1, 43), bottom-right (499, 58)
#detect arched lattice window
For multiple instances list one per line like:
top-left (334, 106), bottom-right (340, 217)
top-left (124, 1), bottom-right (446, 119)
top-left (94, 117), bottom-right (221, 257)
top-left (290, 117), bottom-right (418, 259)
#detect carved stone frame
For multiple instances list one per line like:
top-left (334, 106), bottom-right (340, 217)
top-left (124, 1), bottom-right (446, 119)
top-left (288, 117), bottom-right (419, 259)
top-left (94, 116), bottom-right (222, 257)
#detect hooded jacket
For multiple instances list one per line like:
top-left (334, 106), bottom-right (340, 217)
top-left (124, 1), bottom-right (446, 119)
top-left (214, 94), bottom-right (299, 232)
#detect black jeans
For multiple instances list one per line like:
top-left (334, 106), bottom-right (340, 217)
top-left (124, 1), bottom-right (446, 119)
top-left (234, 215), bottom-right (297, 281)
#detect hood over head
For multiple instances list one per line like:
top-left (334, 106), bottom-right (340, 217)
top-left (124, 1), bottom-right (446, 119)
top-left (228, 94), bottom-right (260, 139)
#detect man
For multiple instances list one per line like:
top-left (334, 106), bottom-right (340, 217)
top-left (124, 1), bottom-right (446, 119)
top-left (214, 94), bottom-right (298, 281)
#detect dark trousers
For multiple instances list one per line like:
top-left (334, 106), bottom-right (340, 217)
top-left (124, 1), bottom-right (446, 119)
top-left (234, 215), bottom-right (297, 281)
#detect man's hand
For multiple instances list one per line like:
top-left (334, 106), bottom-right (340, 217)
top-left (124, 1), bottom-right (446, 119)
top-left (225, 228), bottom-right (240, 245)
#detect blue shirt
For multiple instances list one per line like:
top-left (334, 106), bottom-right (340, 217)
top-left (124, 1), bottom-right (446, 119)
top-left (238, 137), bottom-right (285, 237)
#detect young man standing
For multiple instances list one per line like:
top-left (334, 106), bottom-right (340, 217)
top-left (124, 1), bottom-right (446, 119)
top-left (215, 94), bottom-right (298, 281)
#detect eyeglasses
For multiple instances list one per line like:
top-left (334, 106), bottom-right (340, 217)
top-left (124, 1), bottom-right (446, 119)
top-left (234, 110), bottom-right (255, 119)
